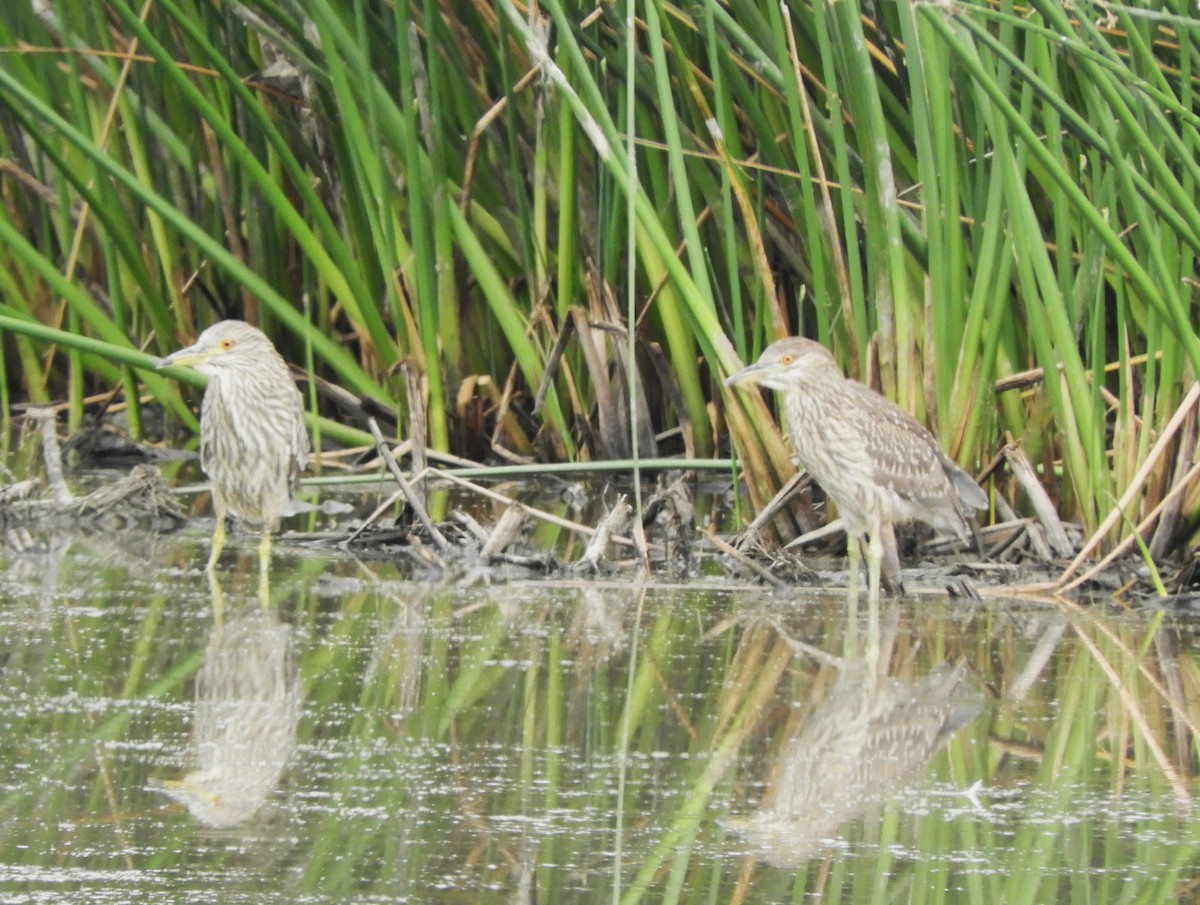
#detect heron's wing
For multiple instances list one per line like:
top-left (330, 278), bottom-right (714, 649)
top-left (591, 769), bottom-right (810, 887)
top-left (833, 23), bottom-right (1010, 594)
top-left (842, 381), bottom-right (952, 499)
top-left (841, 380), bottom-right (985, 535)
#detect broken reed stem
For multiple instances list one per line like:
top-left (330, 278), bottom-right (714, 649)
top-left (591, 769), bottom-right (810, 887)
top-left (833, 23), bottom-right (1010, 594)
top-left (1059, 456), bottom-right (1200, 594)
top-left (736, 471), bottom-right (816, 545)
top-left (432, 468), bottom-right (656, 553)
top-left (30, 408), bottom-right (74, 506)
top-left (479, 503), bottom-right (529, 557)
top-left (994, 349), bottom-right (1162, 395)
top-left (1003, 445), bottom-right (1074, 559)
top-left (705, 527), bottom-right (785, 587)
top-left (341, 486), bottom-right (408, 546)
top-left (366, 417), bottom-right (451, 552)
top-left (1058, 381), bottom-right (1200, 586)
top-left (576, 495), bottom-right (633, 569)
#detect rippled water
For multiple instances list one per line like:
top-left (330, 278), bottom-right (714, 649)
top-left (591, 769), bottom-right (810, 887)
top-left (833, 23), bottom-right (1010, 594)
top-left (2, 525), bottom-right (1199, 903)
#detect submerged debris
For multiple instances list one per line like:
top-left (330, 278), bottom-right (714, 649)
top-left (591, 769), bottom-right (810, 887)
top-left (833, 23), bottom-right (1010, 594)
top-left (574, 496), bottom-right (633, 573)
top-left (641, 472), bottom-right (697, 577)
top-left (479, 502), bottom-right (531, 559)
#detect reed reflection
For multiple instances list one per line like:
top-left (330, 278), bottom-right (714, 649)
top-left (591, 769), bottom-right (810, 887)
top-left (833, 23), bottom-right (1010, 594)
top-left (158, 573), bottom-right (302, 828)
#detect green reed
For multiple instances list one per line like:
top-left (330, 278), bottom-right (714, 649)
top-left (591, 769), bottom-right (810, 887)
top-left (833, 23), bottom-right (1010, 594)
top-left (0, 1), bottom-right (1197, 554)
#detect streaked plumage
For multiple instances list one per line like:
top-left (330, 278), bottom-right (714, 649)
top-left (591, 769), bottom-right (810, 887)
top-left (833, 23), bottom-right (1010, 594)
top-left (725, 337), bottom-right (986, 599)
top-left (158, 321), bottom-right (308, 580)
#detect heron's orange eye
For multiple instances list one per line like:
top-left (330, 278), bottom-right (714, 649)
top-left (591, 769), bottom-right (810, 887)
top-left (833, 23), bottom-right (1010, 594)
top-left (779, 354), bottom-right (794, 365)
top-left (219, 338), bottom-right (235, 351)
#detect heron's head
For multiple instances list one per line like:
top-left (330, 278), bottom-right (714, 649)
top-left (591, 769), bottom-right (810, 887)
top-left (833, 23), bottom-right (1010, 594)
top-left (157, 320), bottom-right (281, 378)
top-left (723, 337), bottom-right (839, 392)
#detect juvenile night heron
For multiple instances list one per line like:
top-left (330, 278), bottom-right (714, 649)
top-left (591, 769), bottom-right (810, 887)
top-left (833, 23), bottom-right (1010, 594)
top-left (158, 321), bottom-right (309, 582)
top-left (725, 337), bottom-right (987, 603)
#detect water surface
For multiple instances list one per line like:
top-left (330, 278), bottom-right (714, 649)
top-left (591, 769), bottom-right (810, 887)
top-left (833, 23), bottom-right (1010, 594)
top-left (2, 528), bottom-right (1198, 903)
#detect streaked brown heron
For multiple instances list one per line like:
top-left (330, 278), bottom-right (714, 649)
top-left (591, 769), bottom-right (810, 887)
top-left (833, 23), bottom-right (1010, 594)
top-left (158, 321), bottom-right (309, 586)
top-left (725, 337), bottom-right (987, 604)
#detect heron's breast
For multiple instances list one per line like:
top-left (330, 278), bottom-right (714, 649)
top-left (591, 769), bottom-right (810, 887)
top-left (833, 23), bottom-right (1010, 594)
top-left (200, 378), bottom-right (303, 524)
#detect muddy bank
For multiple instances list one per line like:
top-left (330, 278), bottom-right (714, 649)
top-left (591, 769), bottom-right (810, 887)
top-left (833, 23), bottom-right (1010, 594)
top-left (0, 409), bottom-right (1185, 603)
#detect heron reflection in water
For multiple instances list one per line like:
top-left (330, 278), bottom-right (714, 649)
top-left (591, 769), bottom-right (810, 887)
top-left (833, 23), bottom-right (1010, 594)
top-left (157, 597), bottom-right (302, 828)
top-left (728, 656), bottom-right (979, 867)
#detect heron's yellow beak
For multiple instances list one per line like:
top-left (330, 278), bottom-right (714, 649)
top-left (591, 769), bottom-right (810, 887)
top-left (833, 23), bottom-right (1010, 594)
top-left (723, 360), bottom-right (772, 388)
top-left (157, 342), bottom-right (221, 370)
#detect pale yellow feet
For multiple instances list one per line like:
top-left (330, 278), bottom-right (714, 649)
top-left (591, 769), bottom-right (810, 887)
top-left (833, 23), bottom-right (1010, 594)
top-left (206, 516), bottom-right (227, 573)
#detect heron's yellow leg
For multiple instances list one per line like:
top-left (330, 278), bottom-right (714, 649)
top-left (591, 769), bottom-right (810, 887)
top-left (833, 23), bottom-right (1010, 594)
top-left (880, 522), bottom-right (904, 596)
top-left (257, 529), bottom-right (272, 609)
top-left (866, 530), bottom-right (883, 606)
top-left (845, 534), bottom-right (861, 655)
top-left (207, 502), bottom-right (227, 572)
top-left (865, 530), bottom-right (884, 665)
